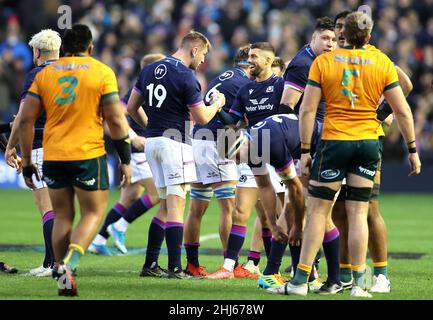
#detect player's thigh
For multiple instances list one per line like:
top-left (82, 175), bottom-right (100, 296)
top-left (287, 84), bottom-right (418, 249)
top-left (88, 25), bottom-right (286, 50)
top-left (47, 186), bottom-right (75, 218)
top-left (74, 187), bottom-right (109, 219)
top-left (145, 137), bottom-right (167, 189)
top-left (130, 151), bottom-right (153, 185)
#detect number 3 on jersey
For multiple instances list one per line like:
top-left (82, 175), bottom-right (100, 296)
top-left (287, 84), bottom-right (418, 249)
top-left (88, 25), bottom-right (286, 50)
top-left (146, 83), bottom-right (167, 108)
top-left (55, 76), bottom-right (78, 105)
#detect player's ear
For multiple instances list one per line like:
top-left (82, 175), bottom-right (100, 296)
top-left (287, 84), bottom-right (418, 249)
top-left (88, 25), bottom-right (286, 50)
top-left (191, 47), bottom-right (198, 58)
top-left (88, 44), bottom-right (94, 56)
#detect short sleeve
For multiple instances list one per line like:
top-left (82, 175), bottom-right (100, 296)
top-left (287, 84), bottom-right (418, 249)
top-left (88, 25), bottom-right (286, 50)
top-left (101, 65), bottom-right (119, 101)
top-left (383, 57), bottom-right (399, 91)
top-left (284, 63), bottom-right (310, 92)
top-left (184, 71), bottom-right (203, 108)
top-left (307, 58), bottom-right (322, 88)
top-left (229, 86), bottom-right (245, 119)
top-left (27, 74), bottom-right (41, 100)
top-left (20, 69), bottom-right (37, 102)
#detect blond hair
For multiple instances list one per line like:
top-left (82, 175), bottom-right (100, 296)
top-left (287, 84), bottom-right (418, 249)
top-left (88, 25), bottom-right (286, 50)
top-left (180, 30), bottom-right (211, 50)
top-left (28, 29), bottom-right (61, 52)
top-left (140, 53), bottom-right (165, 68)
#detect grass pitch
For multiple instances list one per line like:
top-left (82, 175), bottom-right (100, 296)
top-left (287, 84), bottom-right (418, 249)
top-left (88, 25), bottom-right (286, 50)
top-left (0, 190), bottom-right (432, 300)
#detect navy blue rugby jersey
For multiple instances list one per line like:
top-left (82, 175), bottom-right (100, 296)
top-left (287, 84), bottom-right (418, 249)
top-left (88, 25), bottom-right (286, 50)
top-left (121, 88), bottom-right (146, 153)
top-left (248, 114), bottom-right (323, 171)
top-left (193, 68), bottom-right (251, 140)
top-left (229, 74), bottom-right (284, 127)
top-left (134, 56), bottom-right (203, 143)
top-left (283, 45), bottom-right (326, 122)
top-left (21, 59), bottom-right (57, 149)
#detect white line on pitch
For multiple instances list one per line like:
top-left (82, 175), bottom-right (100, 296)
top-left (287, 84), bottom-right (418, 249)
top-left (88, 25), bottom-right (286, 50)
top-left (199, 233), bottom-right (219, 242)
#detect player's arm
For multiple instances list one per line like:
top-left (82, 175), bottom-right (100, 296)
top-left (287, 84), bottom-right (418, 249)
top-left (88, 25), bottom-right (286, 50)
top-left (279, 87), bottom-right (303, 114)
top-left (126, 88), bottom-right (148, 128)
top-left (189, 91), bottom-right (226, 125)
top-left (16, 94), bottom-right (42, 189)
top-left (280, 64), bottom-right (308, 113)
top-left (102, 94), bottom-right (132, 187)
top-left (377, 65), bottom-right (413, 122)
top-left (298, 83), bottom-right (321, 177)
top-left (383, 85), bottom-right (421, 176)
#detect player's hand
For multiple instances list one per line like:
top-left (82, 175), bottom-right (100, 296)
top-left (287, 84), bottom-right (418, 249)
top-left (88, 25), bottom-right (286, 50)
top-left (408, 152), bottom-right (421, 176)
top-left (131, 136), bottom-right (145, 152)
top-left (288, 225), bottom-right (303, 247)
top-left (119, 163), bottom-right (131, 188)
top-left (5, 146), bottom-right (22, 173)
top-left (210, 91), bottom-right (225, 110)
top-left (300, 153), bottom-right (312, 178)
top-left (270, 224), bottom-right (288, 243)
top-left (22, 163), bottom-right (39, 190)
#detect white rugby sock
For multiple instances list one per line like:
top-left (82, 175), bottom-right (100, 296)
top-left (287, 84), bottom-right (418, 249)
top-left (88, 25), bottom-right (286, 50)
top-left (223, 258), bottom-right (236, 272)
top-left (114, 218), bottom-right (129, 232)
top-left (93, 234), bottom-right (107, 245)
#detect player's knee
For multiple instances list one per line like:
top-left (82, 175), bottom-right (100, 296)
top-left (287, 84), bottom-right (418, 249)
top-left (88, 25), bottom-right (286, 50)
top-left (190, 187), bottom-right (213, 202)
top-left (346, 186), bottom-right (372, 202)
top-left (369, 183), bottom-right (380, 202)
top-left (166, 184), bottom-right (187, 199)
top-left (233, 206), bottom-right (249, 224)
top-left (308, 185), bottom-right (337, 201)
top-left (213, 184), bottom-right (236, 200)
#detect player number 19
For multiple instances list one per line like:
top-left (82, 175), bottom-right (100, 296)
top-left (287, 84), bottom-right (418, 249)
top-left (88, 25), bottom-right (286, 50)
top-left (146, 83), bottom-right (167, 108)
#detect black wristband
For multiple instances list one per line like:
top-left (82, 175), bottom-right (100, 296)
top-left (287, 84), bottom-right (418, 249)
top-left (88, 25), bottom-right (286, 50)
top-left (301, 148), bottom-right (310, 154)
top-left (278, 104), bottom-right (295, 114)
top-left (113, 136), bottom-right (132, 165)
top-left (408, 147), bottom-right (417, 154)
top-left (22, 165), bottom-right (34, 178)
top-left (0, 123), bottom-right (11, 134)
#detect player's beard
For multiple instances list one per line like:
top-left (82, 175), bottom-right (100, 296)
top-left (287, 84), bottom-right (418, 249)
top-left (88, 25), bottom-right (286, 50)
top-left (250, 64), bottom-right (263, 78)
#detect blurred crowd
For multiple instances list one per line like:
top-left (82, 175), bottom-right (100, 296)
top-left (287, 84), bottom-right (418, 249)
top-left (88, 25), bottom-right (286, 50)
top-left (0, 0), bottom-right (432, 163)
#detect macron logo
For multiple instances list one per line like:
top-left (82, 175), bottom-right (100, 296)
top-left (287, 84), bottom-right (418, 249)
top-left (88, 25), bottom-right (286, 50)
top-left (249, 89), bottom-right (254, 95)
top-left (266, 86), bottom-right (274, 93)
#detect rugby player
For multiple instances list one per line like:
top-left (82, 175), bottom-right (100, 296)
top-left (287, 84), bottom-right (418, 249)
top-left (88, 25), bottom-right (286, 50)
top-left (183, 45), bottom-right (252, 276)
top-left (16, 24), bottom-right (132, 296)
top-left (269, 12), bottom-right (420, 298)
top-left (206, 42), bottom-right (286, 279)
top-left (127, 31), bottom-right (225, 279)
top-left (332, 10), bottom-right (414, 293)
top-left (89, 53), bottom-right (165, 256)
top-left (257, 18), bottom-right (337, 291)
top-left (5, 29), bottom-right (61, 277)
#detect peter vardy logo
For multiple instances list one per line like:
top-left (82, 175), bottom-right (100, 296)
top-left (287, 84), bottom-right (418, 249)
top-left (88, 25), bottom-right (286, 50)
top-left (266, 86), bottom-right (274, 93)
top-left (358, 166), bottom-right (375, 176)
top-left (320, 169), bottom-right (340, 180)
top-left (155, 64), bottom-right (167, 79)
